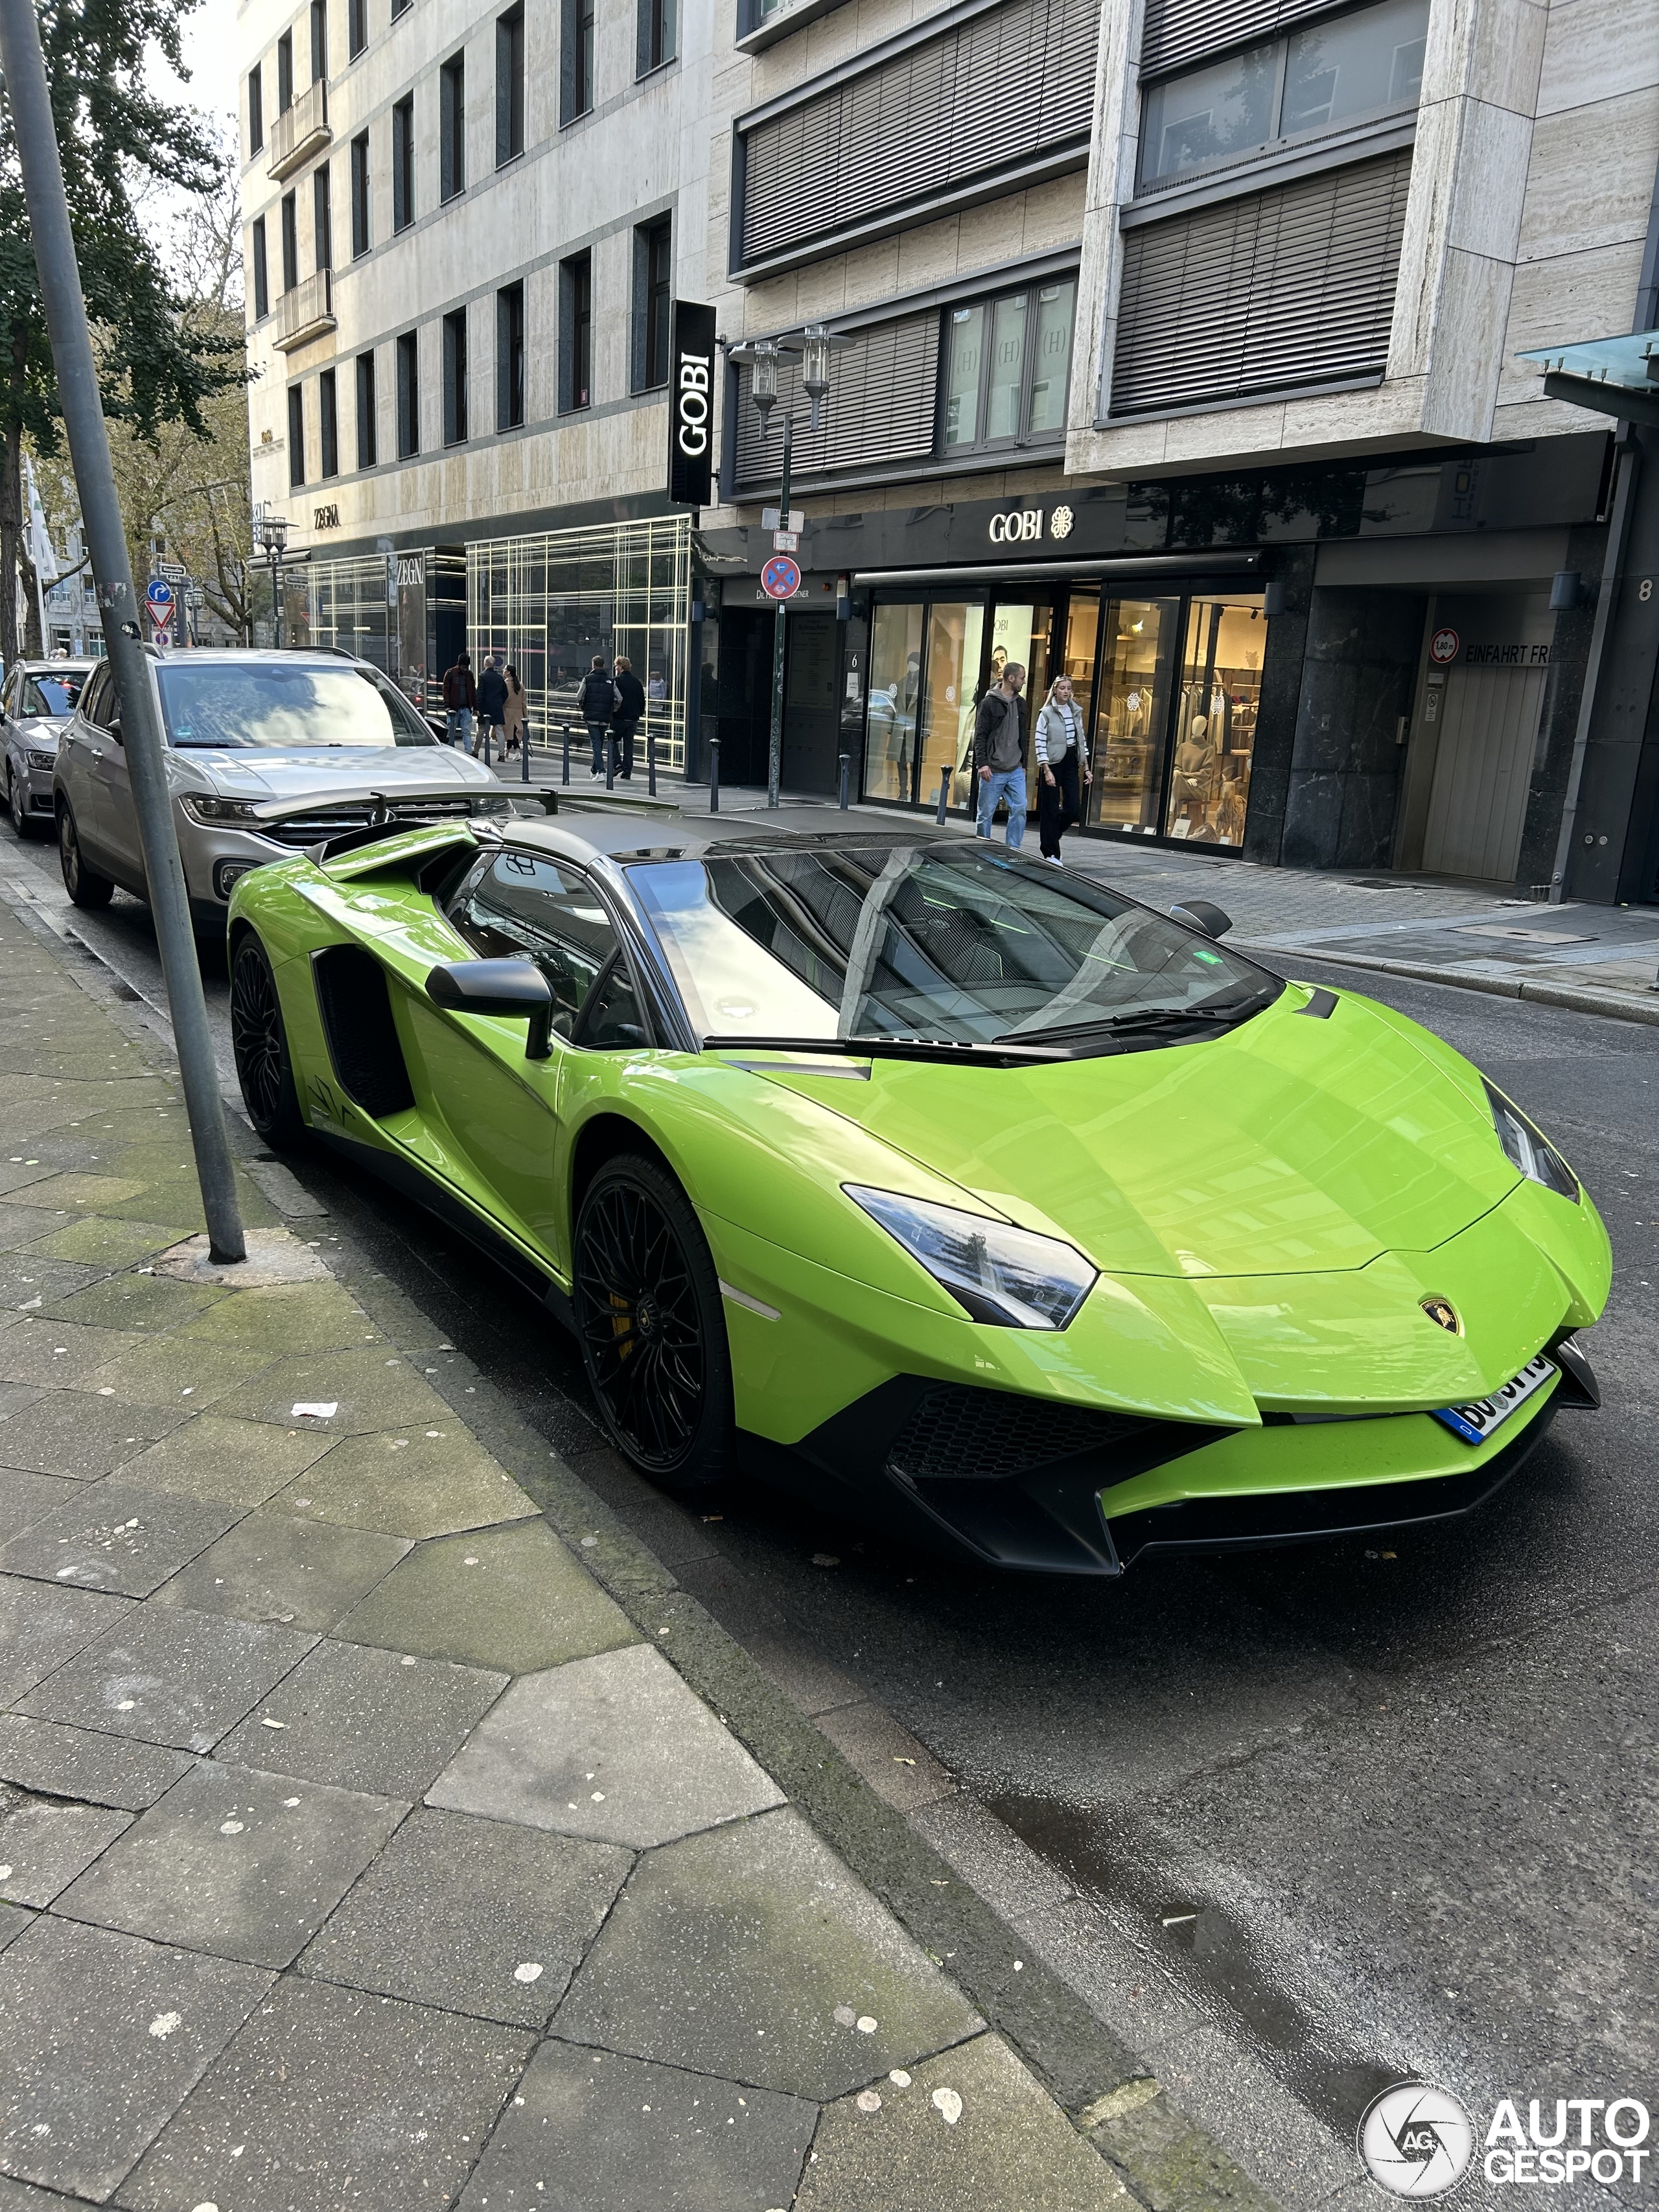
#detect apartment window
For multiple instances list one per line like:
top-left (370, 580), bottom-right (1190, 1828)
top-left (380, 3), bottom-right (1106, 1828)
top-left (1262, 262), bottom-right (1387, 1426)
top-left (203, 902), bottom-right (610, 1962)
top-left (443, 309), bottom-right (469, 444)
top-left (497, 281), bottom-right (525, 429)
top-left (276, 29), bottom-right (293, 110)
top-left (392, 95), bottom-right (414, 230)
top-left (350, 130), bottom-right (371, 255)
top-left (280, 191), bottom-right (299, 291)
top-left (288, 385), bottom-right (306, 488)
top-left (942, 279), bottom-right (1074, 453)
top-left (1140, 0), bottom-right (1428, 188)
top-left (562, 0), bottom-right (594, 121)
top-left (496, 5), bottom-right (525, 165)
top-left (356, 349), bottom-right (378, 467)
top-left (251, 216), bottom-right (270, 319)
top-left (392, 0), bottom-right (410, 17)
top-left (348, 0), bottom-right (366, 57)
top-left (313, 165), bottom-right (332, 271)
top-left (309, 0), bottom-right (327, 80)
top-left (634, 215), bottom-right (671, 391)
top-left (440, 54), bottom-right (466, 200)
top-left (559, 251), bottom-right (591, 412)
top-left (248, 64), bottom-right (264, 154)
top-left (397, 329), bottom-right (419, 456)
top-left (638, 0), bottom-right (675, 75)
top-left (319, 367), bottom-right (339, 477)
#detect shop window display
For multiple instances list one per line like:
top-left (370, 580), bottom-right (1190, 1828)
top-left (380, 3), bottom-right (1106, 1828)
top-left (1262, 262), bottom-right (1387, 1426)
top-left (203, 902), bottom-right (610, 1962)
top-left (1168, 596), bottom-right (1262, 846)
top-left (922, 603), bottom-right (985, 808)
top-left (864, 602), bottom-right (924, 802)
top-left (1088, 597), bottom-right (1178, 833)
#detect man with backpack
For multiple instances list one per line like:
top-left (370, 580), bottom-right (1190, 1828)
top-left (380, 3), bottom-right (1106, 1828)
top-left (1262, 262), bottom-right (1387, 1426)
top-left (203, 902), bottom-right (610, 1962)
top-left (577, 656), bottom-right (617, 779)
top-left (972, 660), bottom-right (1027, 849)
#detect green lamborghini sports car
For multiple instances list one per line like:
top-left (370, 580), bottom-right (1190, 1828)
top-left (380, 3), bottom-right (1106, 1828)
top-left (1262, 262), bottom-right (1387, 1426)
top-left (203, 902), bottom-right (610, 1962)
top-left (226, 810), bottom-right (1608, 1576)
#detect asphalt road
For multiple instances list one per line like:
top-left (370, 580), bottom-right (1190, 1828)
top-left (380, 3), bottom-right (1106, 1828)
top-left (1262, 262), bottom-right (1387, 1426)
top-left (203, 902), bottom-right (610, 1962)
top-left (5, 823), bottom-right (1654, 2209)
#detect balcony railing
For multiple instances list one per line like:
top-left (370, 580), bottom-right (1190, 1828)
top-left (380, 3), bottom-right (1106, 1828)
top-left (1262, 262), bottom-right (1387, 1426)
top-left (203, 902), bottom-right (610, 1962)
top-left (267, 79), bottom-right (330, 180)
top-left (273, 270), bottom-right (336, 351)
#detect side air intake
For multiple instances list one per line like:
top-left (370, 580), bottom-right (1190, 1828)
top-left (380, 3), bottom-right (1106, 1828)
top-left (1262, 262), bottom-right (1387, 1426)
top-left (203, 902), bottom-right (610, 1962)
top-left (311, 945), bottom-right (416, 1119)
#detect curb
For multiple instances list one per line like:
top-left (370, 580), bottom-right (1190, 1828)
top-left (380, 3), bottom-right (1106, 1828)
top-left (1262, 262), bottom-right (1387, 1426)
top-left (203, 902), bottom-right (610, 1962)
top-left (1240, 941), bottom-right (1659, 1026)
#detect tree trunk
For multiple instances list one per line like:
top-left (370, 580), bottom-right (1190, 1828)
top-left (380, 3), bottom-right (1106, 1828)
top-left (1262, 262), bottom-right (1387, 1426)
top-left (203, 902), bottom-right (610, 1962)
top-left (0, 425), bottom-right (21, 669)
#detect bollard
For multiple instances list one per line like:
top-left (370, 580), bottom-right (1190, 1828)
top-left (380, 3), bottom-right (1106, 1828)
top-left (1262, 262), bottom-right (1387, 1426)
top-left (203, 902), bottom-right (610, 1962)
top-left (521, 720), bottom-right (531, 784)
top-left (647, 728), bottom-right (657, 798)
top-left (708, 737), bottom-right (721, 813)
top-left (561, 724), bottom-right (571, 786)
top-left (935, 765), bottom-right (951, 824)
top-left (605, 732), bottom-right (616, 791)
top-left (839, 753), bottom-right (850, 810)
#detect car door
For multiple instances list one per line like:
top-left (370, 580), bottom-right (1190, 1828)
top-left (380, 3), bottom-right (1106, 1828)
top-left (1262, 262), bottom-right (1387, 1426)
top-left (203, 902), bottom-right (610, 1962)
top-left (88, 667), bottom-right (143, 889)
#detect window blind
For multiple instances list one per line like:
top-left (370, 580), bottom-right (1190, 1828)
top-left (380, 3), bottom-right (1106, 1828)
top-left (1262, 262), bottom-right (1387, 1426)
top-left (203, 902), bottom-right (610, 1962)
top-left (733, 314), bottom-right (940, 491)
top-left (1141, 0), bottom-right (1343, 80)
top-left (738, 0), bottom-right (1097, 271)
top-left (1108, 149), bottom-right (1411, 416)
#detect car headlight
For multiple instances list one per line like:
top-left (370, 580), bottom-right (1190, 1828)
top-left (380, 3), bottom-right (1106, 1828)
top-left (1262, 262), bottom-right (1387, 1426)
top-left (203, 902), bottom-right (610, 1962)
top-left (24, 747), bottom-right (55, 770)
top-left (180, 795), bottom-right (263, 826)
top-left (469, 794), bottom-right (513, 815)
top-left (844, 1184), bottom-right (1097, 1329)
top-left (1483, 1080), bottom-right (1578, 1200)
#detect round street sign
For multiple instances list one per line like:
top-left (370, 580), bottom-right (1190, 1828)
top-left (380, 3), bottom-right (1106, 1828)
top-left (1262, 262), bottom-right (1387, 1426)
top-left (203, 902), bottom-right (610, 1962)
top-left (1429, 626), bottom-right (1460, 664)
top-left (761, 554), bottom-right (801, 601)
top-left (145, 577), bottom-right (175, 636)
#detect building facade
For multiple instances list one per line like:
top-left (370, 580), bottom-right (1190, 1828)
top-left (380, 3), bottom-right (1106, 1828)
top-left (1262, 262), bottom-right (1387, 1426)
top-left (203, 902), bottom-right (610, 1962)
top-left (240, 0), bottom-right (1659, 900)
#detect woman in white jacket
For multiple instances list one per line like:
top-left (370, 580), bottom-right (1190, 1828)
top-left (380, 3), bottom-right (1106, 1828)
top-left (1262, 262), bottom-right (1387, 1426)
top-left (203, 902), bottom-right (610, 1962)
top-left (1034, 675), bottom-right (1090, 863)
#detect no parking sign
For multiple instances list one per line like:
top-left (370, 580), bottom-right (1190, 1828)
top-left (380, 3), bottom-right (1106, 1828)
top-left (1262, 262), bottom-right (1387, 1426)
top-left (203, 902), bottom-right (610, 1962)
top-left (761, 554), bottom-right (801, 601)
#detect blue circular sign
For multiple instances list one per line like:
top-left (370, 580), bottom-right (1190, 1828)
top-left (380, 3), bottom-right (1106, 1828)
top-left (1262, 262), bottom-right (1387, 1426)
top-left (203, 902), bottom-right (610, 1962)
top-left (146, 577), bottom-right (174, 607)
top-left (761, 555), bottom-right (801, 601)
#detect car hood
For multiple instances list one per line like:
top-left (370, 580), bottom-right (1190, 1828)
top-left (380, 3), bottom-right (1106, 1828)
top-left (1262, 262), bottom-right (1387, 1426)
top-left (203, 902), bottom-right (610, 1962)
top-left (167, 747), bottom-right (496, 804)
top-left (13, 718), bottom-right (63, 751)
top-left (754, 986), bottom-right (1524, 1279)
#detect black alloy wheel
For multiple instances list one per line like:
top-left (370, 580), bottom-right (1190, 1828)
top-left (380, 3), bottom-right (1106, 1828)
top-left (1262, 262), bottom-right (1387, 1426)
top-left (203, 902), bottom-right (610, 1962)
top-left (8, 765), bottom-right (32, 839)
top-left (58, 803), bottom-right (113, 908)
top-left (574, 1154), bottom-right (733, 1490)
top-left (230, 932), bottom-right (305, 1146)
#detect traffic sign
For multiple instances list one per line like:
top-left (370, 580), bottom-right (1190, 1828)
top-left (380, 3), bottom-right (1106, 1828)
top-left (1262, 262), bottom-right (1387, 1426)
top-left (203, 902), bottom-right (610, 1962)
top-left (1429, 626), bottom-right (1460, 664)
top-left (761, 508), bottom-right (804, 533)
top-left (772, 530), bottom-right (800, 553)
top-left (761, 554), bottom-right (801, 601)
top-left (145, 576), bottom-right (175, 640)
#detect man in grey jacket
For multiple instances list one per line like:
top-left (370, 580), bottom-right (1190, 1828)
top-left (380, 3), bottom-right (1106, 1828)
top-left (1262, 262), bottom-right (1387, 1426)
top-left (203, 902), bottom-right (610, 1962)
top-left (972, 661), bottom-right (1027, 848)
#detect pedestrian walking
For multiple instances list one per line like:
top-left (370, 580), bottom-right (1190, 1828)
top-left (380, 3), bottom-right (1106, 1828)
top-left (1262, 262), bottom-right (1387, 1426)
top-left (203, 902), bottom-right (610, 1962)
top-left (611, 655), bottom-right (645, 782)
top-left (441, 651), bottom-right (476, 751)
top-left (972, 660), bottom-right (1027, 850)
top-left (502, 665), bottom-right (528, 759)
top-left (577, 656), bottom-right (616, 778)
top-left (1034, 674), bottom-right (1090, 864)
top-left (476, 654), bottom-right (508, 763)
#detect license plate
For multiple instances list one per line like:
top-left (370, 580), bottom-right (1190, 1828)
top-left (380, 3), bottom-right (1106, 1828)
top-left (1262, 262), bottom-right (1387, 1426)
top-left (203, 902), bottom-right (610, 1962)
top-left (1431, 1354), bottom-right (1555, 1445)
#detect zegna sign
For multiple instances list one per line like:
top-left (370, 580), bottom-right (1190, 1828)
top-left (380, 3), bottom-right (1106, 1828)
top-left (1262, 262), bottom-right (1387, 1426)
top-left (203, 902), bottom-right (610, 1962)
top-left (667, 301), bottom-right (717, 507)
top-left (987, 504), bottom-right (1074, 545)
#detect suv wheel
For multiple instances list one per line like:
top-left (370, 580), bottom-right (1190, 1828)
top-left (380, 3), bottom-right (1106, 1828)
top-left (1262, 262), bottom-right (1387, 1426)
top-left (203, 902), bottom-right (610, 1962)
top-left (5, 765), bottom-right (27, 839)
top-left (58, 803), bottom-right (113, 909)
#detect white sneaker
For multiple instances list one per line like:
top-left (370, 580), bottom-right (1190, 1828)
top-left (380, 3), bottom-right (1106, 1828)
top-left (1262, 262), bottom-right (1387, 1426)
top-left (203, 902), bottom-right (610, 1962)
top-left (1045, 856), bottom-right (1063, 867)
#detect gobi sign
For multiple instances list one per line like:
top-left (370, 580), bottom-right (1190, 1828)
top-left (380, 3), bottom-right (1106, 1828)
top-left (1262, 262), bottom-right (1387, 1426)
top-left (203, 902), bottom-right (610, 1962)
top-left (667, 301), bottom-right (717, 507)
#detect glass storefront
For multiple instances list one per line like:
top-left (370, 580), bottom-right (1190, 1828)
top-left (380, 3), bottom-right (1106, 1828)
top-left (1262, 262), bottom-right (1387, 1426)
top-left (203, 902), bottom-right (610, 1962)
top-left (305, 548), bottom-right (467, 710)
top-left (863, 577), bottom-right (1265, 851)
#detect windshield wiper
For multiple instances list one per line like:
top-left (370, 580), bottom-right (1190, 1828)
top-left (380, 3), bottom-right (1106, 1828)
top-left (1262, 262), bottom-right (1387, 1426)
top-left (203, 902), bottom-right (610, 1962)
top-left (993, 1001), bottom-right (1258, 1045)
top-left (700, 1032), bottom-right (1067, 1065)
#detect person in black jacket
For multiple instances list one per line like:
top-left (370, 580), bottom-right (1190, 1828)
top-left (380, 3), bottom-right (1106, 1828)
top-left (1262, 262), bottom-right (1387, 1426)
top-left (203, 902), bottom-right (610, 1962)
top-left (475, 655), bottom-right (508, 762)
top-left (576, 657), bottom-right (616, 778)
top-left (611, 655), bottom-right (646, 782)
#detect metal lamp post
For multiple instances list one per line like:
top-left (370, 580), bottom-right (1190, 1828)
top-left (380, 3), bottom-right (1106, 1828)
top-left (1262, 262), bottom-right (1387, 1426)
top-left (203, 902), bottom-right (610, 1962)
top-left (255, 511), bottom-right (290, 647)
top-left (728, 323), bottom-right (848, 808)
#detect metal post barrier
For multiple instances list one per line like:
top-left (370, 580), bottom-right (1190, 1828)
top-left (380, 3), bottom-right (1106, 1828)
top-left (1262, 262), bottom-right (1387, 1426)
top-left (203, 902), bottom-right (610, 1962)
top-left (605, 732), bottom-right (616, 791)
top-left (0, 0), bottom-right (246, 1263)
top-left (647, 728), bottom-right (656, 798)
top-left (521, 719), bottom-right (531, 784)
top-left (838, 753), bottom-right (850, 810)
top-left (708, 738), bottom-right (721, 813)
top-left (935, 765), bottom-right (951, 824)
top-left (562, 725), bottom-right (570, 786)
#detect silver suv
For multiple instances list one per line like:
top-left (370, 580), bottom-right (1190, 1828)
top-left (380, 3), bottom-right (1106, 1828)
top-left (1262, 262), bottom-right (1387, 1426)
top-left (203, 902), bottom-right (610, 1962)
top-left (52, 647), bottom-right (512, 931)
top-left (3, 658), bottom-right (96, 838)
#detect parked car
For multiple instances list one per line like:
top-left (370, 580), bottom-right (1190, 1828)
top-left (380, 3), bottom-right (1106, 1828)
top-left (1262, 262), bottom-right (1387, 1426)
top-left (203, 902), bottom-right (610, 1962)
top-left (2, 658), bottom-right (96, 839)
top-left (51, 647), bottom-right (514, 934)
top-left (226, 811), bottom-right (1607, 1576)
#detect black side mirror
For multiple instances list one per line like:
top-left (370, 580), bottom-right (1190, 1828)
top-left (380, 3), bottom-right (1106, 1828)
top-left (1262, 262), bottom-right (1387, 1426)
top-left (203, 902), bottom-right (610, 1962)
top-left (1170, 900), bottom-right (1232, 940)
top-left (107, 717), bottom-right (124, 747)
top-left (426, 958), bottom-right (554, 1059)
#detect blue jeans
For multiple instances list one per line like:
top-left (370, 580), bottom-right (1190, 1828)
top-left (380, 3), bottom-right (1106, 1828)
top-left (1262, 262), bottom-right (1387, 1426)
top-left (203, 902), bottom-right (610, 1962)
top-left (445, 710), bottom-right (473, 749)
top-left (976, 766), bottom-right (1027, 848)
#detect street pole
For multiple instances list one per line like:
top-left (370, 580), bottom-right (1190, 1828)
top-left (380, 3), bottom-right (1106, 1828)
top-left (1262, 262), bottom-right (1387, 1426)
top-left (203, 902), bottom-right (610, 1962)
top-left (767, 413), bottom-right (792, 809)
top-left (0, 0), bottom-right (246, 1263)
top-left (270, 544), bottom-right (282, 648)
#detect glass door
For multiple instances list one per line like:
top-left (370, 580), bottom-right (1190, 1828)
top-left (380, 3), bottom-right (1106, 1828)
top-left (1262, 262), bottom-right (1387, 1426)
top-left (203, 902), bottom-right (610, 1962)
top-left (920, 602), bottom-right (985, 809)
top-left (1087, 596), bottom-right (1179, 831)
top-left (1172, 594), bottom-right (1264, 846)
top-left (864, 602), bottom-right (924, 802)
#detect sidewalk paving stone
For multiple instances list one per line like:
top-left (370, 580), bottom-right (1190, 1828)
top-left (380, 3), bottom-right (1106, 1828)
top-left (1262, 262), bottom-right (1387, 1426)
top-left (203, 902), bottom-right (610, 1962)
top-left (19, 1176), bottom-right (148, 1214)
top-left (78, 1333), bottom-right (277, 1412)
top-left (271, 1427), bottom-right (541, 1540)
top-left (0, 1257), bottom-right (103, 1306)
top-left (218, 1347), bottom-right (459, 1435)
top-left (0, 1482), bottom-right (241, 1598)
top-left (0, 1578), bottom-right (133, 1707)
top-left (0, 1905), bottom-right (30, 1958)
top-left (301, 1804), bottom-right (629, 2026)
top-left (553, 1804), bottom-right (984, 2100)
top-left (117, 1976), bottom-right (534, 2212)
top-left (428, 1642), bottom-right (784, 1850)
top-left (334, 1520), bottom-right (638, 1675)
top-left (458, 2040), bottom-right (818, 2212)
top-left (21, 1217), bottom-right (194, 1270)
top-left (0, 1915), bottom-right (271, 2200)
top-left (218, 1639), bottom-right (508, 1797)
top-left (0, 1793), bottom-right (132, 1906)
top-left (150, 1511), bottom-right (411, 1631)
top-left (116, 1410), bottom-right (336, 1509)
top-left (0, 1472), bottom-right (80, 1544)
top-left (0, 1320), bottom-right (147, 1387)
top-left (0, 1717), bottom-right (194, 1811)
top-left (793, 2031), bottom-right (1139, 2212)
top-left (174, 1279), bottom-right (384, 1355)
top-left (17, 1605), bottom-right (317, 1753)
top-left (54, 1760), bottom-right (406, 1968)
top-left (0, 1393), bottom-right (181, 1482)
top-left (0, 1207), bottom-right (78, 1257)
top-left (40, 1271), bottom-right (224, 1334)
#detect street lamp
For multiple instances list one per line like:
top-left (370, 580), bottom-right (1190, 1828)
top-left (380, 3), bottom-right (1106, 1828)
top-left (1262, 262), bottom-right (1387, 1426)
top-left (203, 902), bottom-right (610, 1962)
top-left (728, 323), bottom-right (850, 808)
top-left (255, 509), bottom-right (289, 647)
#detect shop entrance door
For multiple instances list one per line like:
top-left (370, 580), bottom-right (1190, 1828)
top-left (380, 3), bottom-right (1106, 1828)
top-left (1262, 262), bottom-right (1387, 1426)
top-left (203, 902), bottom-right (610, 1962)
top-left (782, 613), bottom-right (841, 795)
top-left (715, 607), bottom-right (774, 786)
top-left (1420, 664), bottom-right (1548, 881)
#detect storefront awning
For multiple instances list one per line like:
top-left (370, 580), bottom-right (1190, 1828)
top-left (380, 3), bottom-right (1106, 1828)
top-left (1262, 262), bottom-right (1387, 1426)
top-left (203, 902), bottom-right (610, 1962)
top-left (1514, 329), bottom-right (1659, 428)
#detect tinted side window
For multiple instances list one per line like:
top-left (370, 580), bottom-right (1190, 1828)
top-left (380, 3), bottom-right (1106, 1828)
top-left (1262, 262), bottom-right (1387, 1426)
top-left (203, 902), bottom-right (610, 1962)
top-left (450, 852), bottom-right (621, 1032)
top-left (80, 667), bottom-right (115, 727)
top-left (580, 957), bottom-right (648, 1049)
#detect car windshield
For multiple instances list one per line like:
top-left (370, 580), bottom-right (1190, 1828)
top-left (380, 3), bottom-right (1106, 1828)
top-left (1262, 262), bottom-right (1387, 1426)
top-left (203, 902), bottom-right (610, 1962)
top-left (627, 843), bottom-right (1277, 1047)
top-left (154, 663), bottom-right (436, 749)
top-left (23, 673), bottom-right (86, 717)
